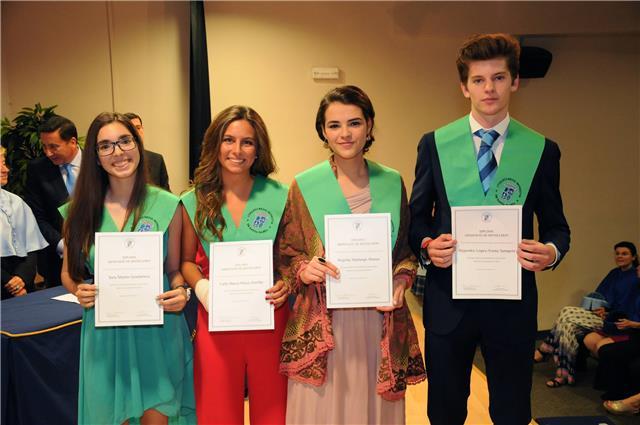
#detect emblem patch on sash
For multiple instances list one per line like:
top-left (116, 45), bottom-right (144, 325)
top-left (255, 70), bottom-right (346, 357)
top-left (494, 178), bottom-right (522, 205)
top-left (246, 208), bottom-right (273, 233)
top-left (136, 216), bottom-right (159, 232)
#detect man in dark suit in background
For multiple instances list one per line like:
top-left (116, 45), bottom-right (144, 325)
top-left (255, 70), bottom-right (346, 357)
top-left (25, 115), bottom-right (80, 287)
top-left (409, 33), bottom-right (570, 425)
top-left (123, 112), bottom-right (171, 191)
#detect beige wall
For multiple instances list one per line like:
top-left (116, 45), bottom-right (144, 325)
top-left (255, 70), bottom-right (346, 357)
top-left (1, 1), bottom-right (189, 193)
top-left (1, 2), bottom-right (113, 128)
top-left (2, 1), bottom-right (639, 329)
top-left (108, 1), bottom-right (189, 193)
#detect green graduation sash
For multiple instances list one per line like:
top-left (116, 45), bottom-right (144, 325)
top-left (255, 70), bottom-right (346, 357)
top-left (59, 185), bottom-right (179, 270)
top-left (434, 116), bottom-right (545, 206)
top-left (295, 160), bottom-right (401, 247)
top-left (181, 175), bottom-right (288, 258)
top-left (59, 185), bottom-right (178, 233)
top-left (129, 186), bottom-right (178, 233)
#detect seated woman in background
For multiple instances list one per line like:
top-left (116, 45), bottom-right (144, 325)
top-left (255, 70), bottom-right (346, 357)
top-left (588, 261), bottom-right (639, 403)
top-left (1, 146), bottom-right (48, 299)
top-left (583, 258), bottom-right (639, 356)
top-left (61, 113), bottom-right (195, 424)
top-left (536, 241), bottom-right (639, 388)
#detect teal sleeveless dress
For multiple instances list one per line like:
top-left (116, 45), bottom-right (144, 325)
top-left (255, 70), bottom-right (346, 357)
top-left (66, 187), bottom-right (195, 425)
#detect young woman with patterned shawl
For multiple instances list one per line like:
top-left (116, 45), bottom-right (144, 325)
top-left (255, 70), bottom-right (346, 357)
top-left (278, 86), bottom-right (426, 424)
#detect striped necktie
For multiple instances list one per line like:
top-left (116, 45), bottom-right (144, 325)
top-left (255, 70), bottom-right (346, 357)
top-left (62, 163), bottom-right (76, 195)
top-left (474, 129), bottom-right (499, 195)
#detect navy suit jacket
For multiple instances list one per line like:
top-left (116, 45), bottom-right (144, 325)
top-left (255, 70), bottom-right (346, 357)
top-left (24, 156), bottom-right (68, 247)
top-left (24, 156), bottom-right (68, 285)
top-left (409, 130), bottom-right (570, 337)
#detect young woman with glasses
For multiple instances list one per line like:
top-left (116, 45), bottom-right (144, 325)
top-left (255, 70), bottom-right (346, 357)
top-left (61, 112), bottom-right (195, 425)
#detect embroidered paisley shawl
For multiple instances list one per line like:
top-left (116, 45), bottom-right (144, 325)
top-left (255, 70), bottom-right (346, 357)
top-left (278, 170), bottom-right (426, 400)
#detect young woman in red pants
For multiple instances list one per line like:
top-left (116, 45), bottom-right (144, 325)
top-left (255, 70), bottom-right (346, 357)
top-left (181, 105), bottom-right (289, 424)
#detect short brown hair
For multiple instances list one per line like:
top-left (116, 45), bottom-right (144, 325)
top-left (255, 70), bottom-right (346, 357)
top-left (315, 85), bottom-right (376, 152)
top-left (456, 33), bottom-right (521, 83)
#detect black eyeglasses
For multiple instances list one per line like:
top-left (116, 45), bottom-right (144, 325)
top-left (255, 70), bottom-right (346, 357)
top-left (96, 135), bottom-right (137, 156)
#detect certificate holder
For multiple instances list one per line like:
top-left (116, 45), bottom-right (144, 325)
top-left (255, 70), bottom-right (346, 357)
top-left (94, 232), bottom-right (164, 327)
top-left (451, 205), bottom-right (522, 300)
top-left (209, 240), bottom-right (274, 331)
top-left (325, 213), bottom-right (393, 309)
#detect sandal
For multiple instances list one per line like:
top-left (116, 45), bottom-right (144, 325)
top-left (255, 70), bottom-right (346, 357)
top-left (546, 377), bottom-right (574, 388)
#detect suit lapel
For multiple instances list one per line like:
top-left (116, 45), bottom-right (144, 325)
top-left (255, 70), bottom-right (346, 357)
top-left (43, 160), bottom-right (70, 203)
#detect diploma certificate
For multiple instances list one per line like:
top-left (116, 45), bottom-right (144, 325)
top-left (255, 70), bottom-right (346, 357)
top-left (451, 205), bottom-right (522, 299)
top-left (325, 213), bottom-right (393, 308)
top-left (209, 240), bottom-right (274, 331)
top-left (94, 232), bottom-right (164, 327)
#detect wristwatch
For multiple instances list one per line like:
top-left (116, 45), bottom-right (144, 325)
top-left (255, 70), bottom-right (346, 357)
top-left (176, 284), bottom-right (191, 301)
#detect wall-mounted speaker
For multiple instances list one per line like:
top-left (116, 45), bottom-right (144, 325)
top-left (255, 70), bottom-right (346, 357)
top-left (520, 46), bottom-right (553, 79)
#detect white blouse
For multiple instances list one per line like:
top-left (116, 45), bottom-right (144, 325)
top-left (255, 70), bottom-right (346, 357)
top-left (0, 189), bottom-right (48, 257)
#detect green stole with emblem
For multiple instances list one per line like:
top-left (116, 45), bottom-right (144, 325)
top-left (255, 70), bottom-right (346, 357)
top-left (295, 160), bottom-right (401, 248)
top-left (59, 185), bottom-right (177, 231)
top-left (59, 185), bottom-right (179, 269)
top-left (435, 116), bottom-right (544, 206)
top-left (181, 175), bottom-right (288, 258)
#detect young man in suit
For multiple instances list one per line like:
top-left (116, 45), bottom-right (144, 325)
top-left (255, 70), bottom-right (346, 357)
top-left (25, 115), bottom-right (80, 287)
top-left (409, 33), bottom-right (570, 425)
top-left (123, 112), bottom-right (171, 191)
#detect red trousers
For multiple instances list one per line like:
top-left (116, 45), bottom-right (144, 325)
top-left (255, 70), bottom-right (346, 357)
top-left (193, 302), bottom-right (288, 424)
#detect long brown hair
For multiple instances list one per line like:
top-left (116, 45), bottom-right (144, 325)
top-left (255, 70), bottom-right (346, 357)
top-left (63, 112), bottom-right (148, 282)
top-left (193, 105), bottom-right (276, 241)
